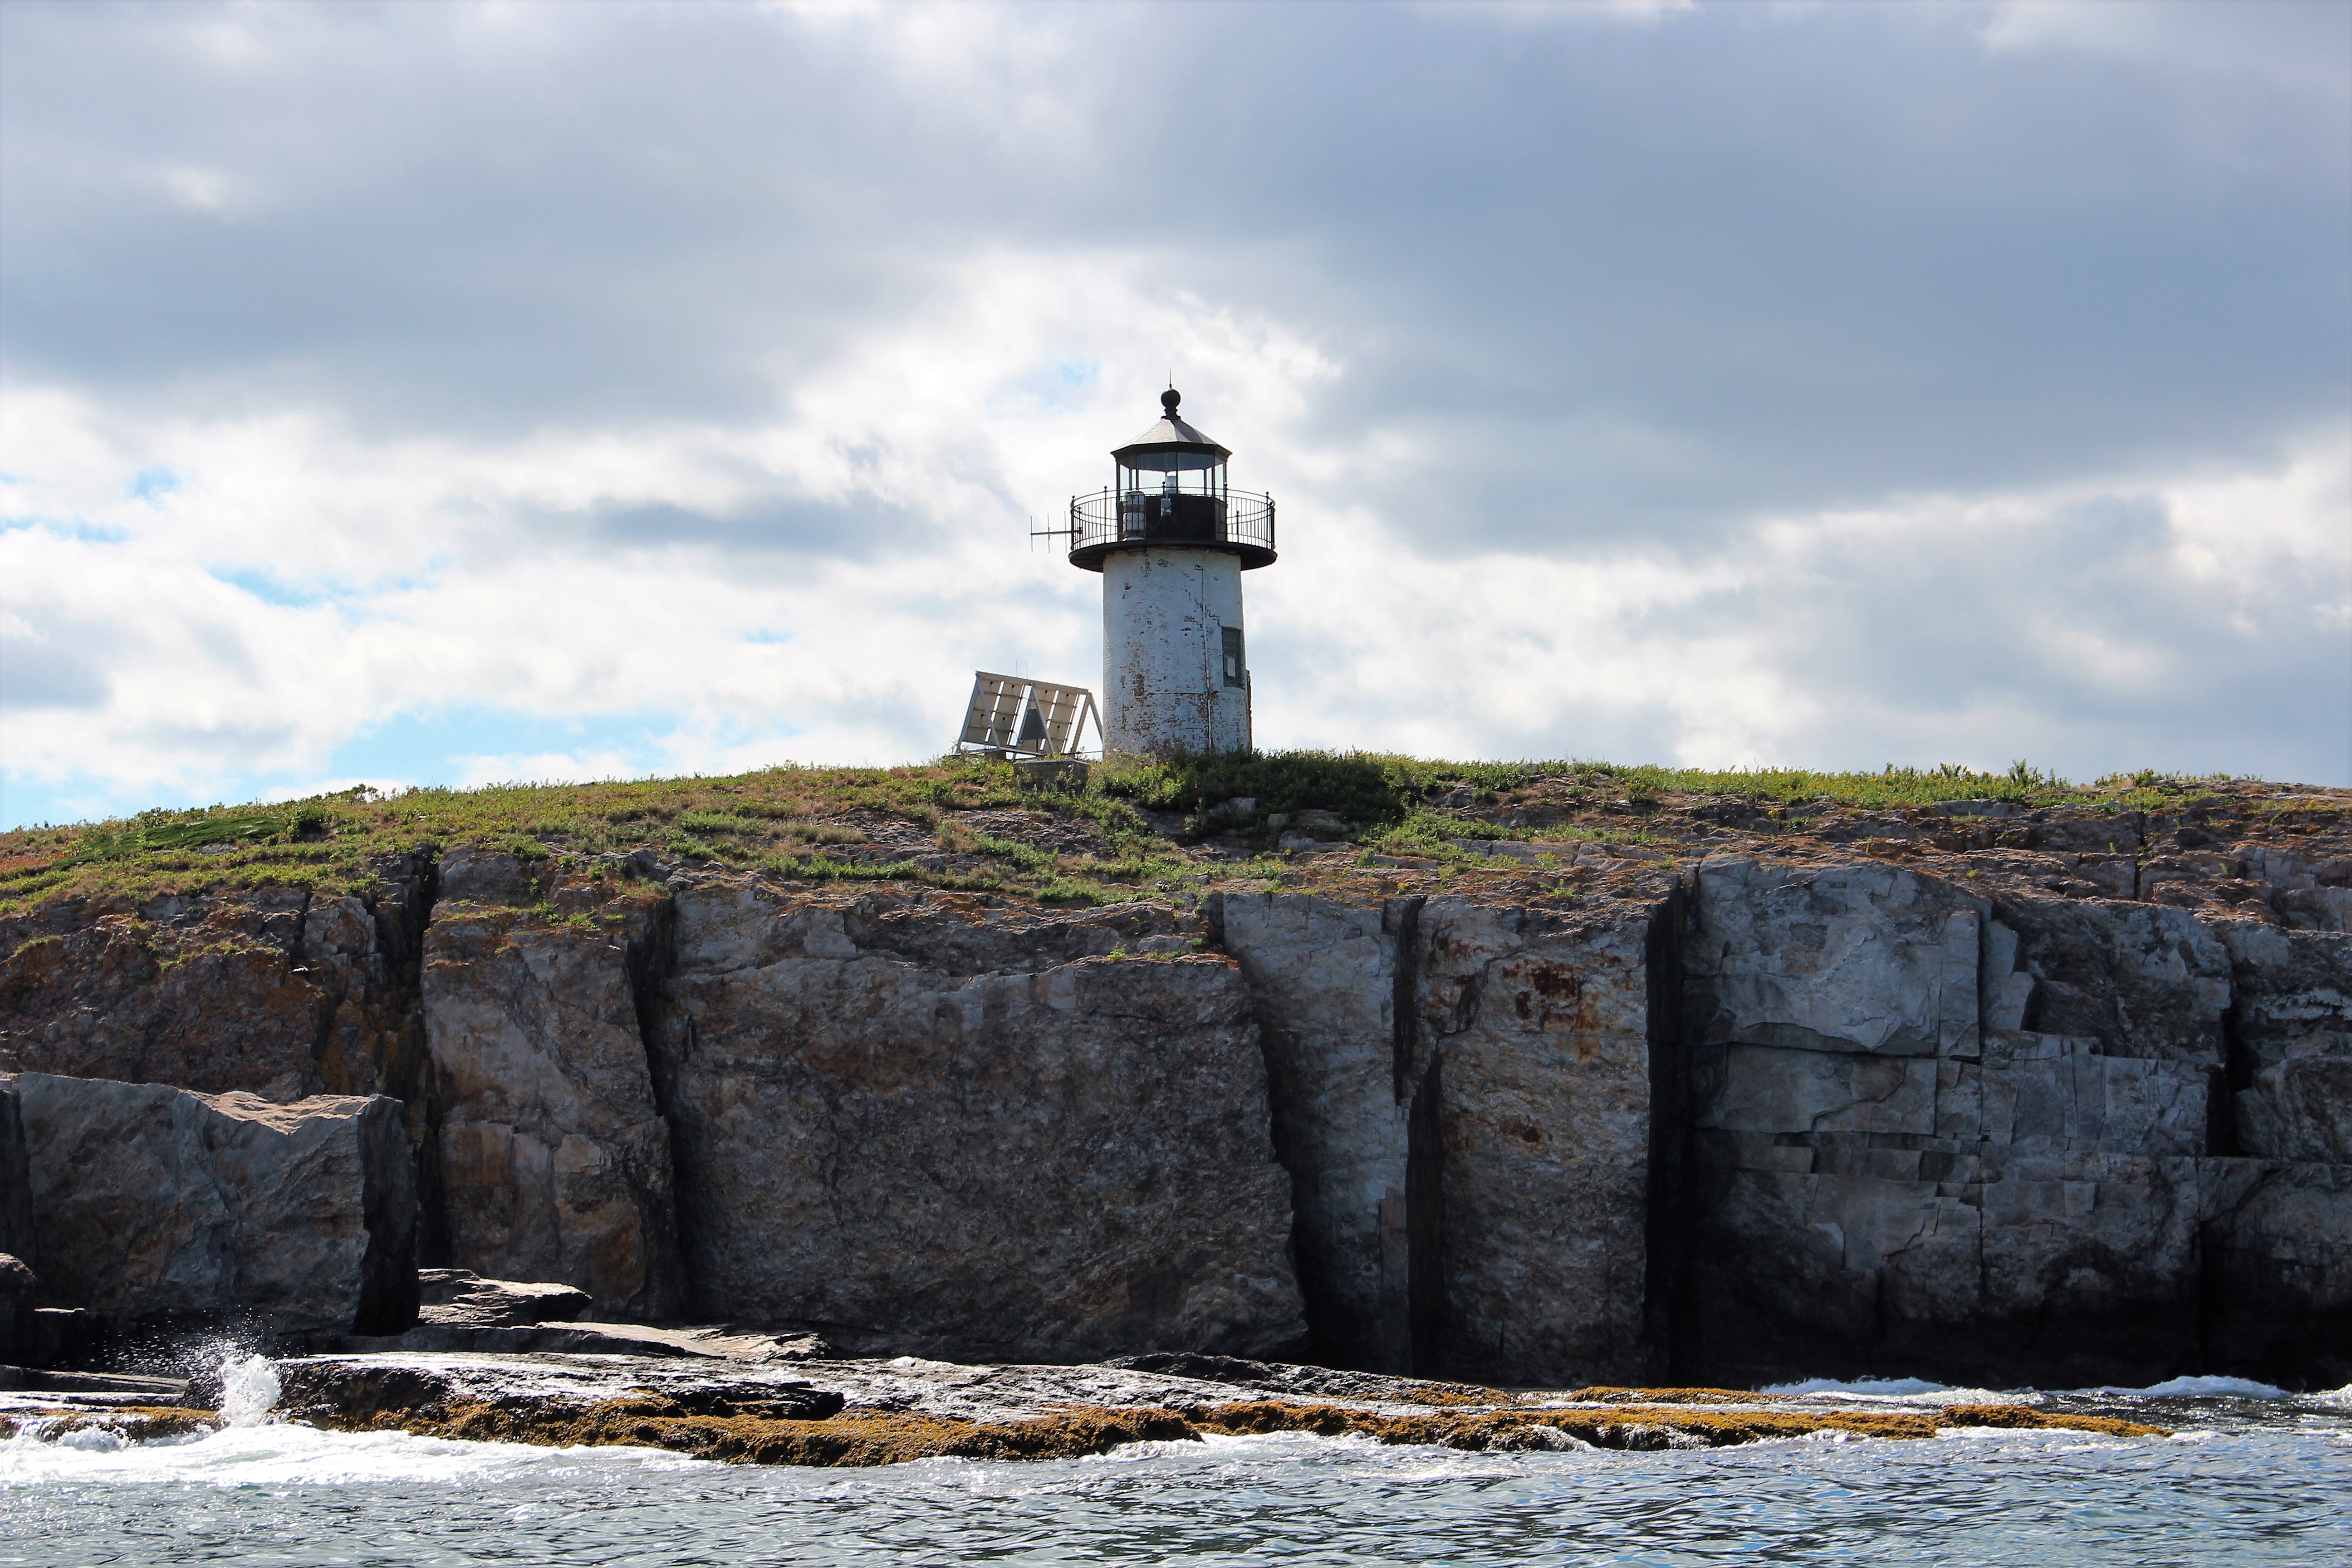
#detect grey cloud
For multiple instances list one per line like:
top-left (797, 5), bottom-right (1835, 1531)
top-left (1664, 495), bottom-right (2345, 782)
top-left (3, 1), bottom-right (2340, 554)
top-left (0, 627), bottom-right (111, 710)
top-left (561, 496), bottom-right (935, 563)
top-left (1, 1), bottom-right (2343, 791)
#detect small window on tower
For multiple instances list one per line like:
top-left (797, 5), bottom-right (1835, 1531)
top-left (1221, 626), bottom-right (1246, 688)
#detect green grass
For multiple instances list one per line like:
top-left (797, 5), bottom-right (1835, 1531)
top-left (1092, 750), bottom-right (2243, 828)
top-left (0, 752), bottom-right (2292, 921)
top-left (970, 834), bottom-right (1058, 875)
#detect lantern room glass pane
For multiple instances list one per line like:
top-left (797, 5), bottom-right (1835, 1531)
top-left (1118, 457), bottom-right (1226, 500)
top-left (1118, 448), bottom-right (1223, 472)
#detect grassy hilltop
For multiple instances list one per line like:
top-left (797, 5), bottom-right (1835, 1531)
top-left (0, 751), bottom-right (2284, 921)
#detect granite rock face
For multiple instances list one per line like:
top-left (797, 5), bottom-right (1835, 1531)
top-left (6, 1071), bottom-right (416, 1336)
top-left (1215, 893), bottom-right (1409, 1372)
top-left (1218, 889), bottom-right (1661, 1386)
top-left (2218, 922), bottom-right (2352, 1164)
top-left (5, 794), bottom-right (2347, 1389)
top-left (1409, 897), bottom-right (1658, 1387)
top-left (2200, 1159), bottom-right (2352, 1387)
top-left (420, 863), bottom-right (682, 1320)
top-left (0, 858), bottom-right (435, 1105)
top-left (1686, 858), bottom-right (1986, 1060)
top-left (0, 1252), bottom-right (32, 1365)
top-left (1676, 853), bottom-right (2352, 1387)
top-left (0, 1078), bottom-right (32, 1265)
top-left (649, 884), bottom-right (1307, 1362)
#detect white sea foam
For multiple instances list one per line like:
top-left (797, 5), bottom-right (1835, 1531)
top-left (52, 1425), bottom-right (126, 1453)
top-left (2075, 1376), bottom-right (2294, 1399)
top-left (1763, 1372), bottom-right (2349, 1404)
top-left (0, 1420), bottom-right (706, 1489)
top-left (216, 1353), bottom-right (281, 1426)
top-left (1765, 1377), bottom-right (1952, 1397)
top-left (1760, 1377), bottom-right (2024, 1405)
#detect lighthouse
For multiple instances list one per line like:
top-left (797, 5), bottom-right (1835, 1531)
top-left (1064, 389), bottom-right (1276, 756)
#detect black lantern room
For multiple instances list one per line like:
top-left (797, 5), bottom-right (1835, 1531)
top-left (1061, 390), bottom-right (1276, 571)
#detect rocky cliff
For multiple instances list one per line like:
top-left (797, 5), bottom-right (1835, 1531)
top-left (2, 770), bottom-right (2345, 1387)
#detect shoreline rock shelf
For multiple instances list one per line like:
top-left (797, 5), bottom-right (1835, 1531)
top-left (0, 1352), bottom-right (2175, 1466)
top-left (1, 778), bottom-right (2346, 1394)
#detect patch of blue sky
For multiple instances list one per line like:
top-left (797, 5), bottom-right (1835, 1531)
top-left (0, 775), bottom-right (141, 831)
top-left (987, 356), bottom-right (1101, 417)
top-left (128, 466), bottom-right (180, 501)
top-left (209, 568), bottom-right (327, 608)
top-left (0, 769), bottom-right (279, 830)
top-left (0, 514), bottom-right (129, 543)
top-left (328, 708), bottom-right (654, 784)
top-left (0, 707), bottom-right (823, 830)
top-left (369, 562), bottom-right (452, 595)
top-left (743, 628), bottom-right (794, 645)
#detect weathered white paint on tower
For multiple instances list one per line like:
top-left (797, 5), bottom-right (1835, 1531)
top-left (1102, 547), bottom-right (1249, 755)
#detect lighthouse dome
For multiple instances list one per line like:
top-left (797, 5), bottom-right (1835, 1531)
top-left (1064, 389), bottom-right (1275, 573)
top-left (1111, 388), bottom-right (1231, 466)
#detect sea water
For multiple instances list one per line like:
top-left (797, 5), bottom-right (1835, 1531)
top-left (3, 1374), bottom-right (2347, 1567)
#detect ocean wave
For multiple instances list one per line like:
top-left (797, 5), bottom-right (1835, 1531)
top-left (2073, 1376), bottom-right (2296, 1399)
top-left (1, 1419), bottom-right (708, 1489)
top-left (1759, 1373), bottom-right (2352, 1405)
top-left (1759, 1377), bottom-right (2025, 1405)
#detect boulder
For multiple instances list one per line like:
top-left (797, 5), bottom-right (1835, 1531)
top-left (649, 883), bottom-right (1306, 1362)
top-left (0, 1254), bottom-right (34, 1310)
top-left (419, 883), bottom-right (683, 1319)
top-left (6, 1071), bottom-right (416, 1337)
top-left (415, 1268), bottom-right (591, 1327)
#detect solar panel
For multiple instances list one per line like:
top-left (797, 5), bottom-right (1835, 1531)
top-left (955, 673), bottom-right (1100, 759)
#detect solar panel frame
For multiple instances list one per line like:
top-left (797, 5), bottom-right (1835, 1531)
top-left (954, 672), bottom-right (1100, 759)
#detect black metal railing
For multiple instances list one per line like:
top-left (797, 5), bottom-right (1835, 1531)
top-left (1063, 488), bottom-right (1275, 559)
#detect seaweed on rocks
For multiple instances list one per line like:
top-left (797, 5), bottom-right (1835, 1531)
top-left (293, 1393), bottom-right (2167, 1465)
top-left (260, 1354), bottom-right (2169, 1467)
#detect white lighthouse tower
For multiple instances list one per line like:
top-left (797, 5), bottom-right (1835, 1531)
top-left (1064, 389), bottom-right (1276, 756)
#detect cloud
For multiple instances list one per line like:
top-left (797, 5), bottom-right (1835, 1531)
top-left (0, 0), bottom-right (2344, 826)
top-left (1256, 431), bottom-right (2350, 779)
top-left (1980, 0), bottom-right (2352, 106)
top-left (0, 609), bottom-right (112, 711)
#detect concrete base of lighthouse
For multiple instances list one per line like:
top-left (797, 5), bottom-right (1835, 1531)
top-left (1102, 547), bottom-right (1251, 756)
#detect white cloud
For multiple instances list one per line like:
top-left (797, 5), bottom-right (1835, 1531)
top-left (0, 0), bottom-right (2344, 824)
top-left (1251, 431), bottom-right (2349, 779)
top-left (6, 335), bottom-right (2342, 819)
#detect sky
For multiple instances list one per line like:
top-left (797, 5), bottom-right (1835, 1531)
top-left (2, 0), bottom-right (2347, 828)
